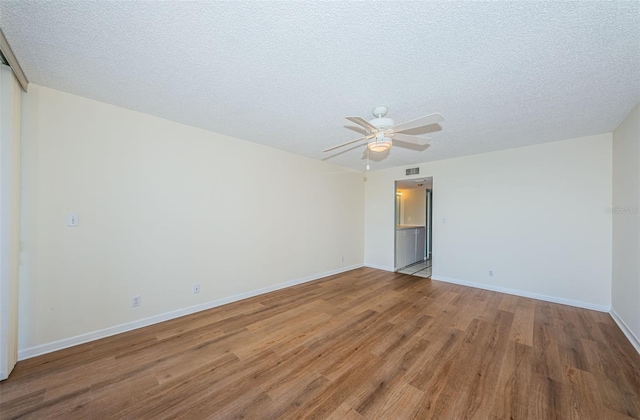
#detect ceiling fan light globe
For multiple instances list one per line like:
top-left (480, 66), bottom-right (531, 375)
top-left (368, 137), bottom-right (392, 152)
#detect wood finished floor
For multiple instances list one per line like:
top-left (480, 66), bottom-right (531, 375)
top-left (1, 267), bottom-right (639, 419)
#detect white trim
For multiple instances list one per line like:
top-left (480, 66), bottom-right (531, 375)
top-left (364, 263), bottom-right (394, 272)
top-left (431, 275), bottom-right (611, 313)
top-left (610, 309), bottom-right (640, 355)
top-left (18, 264), bottom-right (363, 361)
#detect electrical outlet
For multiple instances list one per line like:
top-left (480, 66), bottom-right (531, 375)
top-left (131, 295), bottom-right (141, 307)
top-left (193, 284), bottom-right (200, 294)
top-left (67, 213), bottom-right (79, 227)
top-left (341, 256), bottom-right (344, 262)
top-left (488, 270), bottom-right (494, 277)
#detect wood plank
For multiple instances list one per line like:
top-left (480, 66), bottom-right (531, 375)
top-left (509, 305), bottom-right (535, 346)
top-left (581, 338), bottom-right (640, 418)
top-left (326, 402), bottom-right (364, 420)
top-left (488, 341), bottom-right (533, 419)
top-left (349, 338), bottom-right (430, 417)
top-left (372, 382), bottom-right (424, 419)
top-left (528, 373), bottom-right (564, 420)
top-left (282, 352), bottom-right (385, 419)
top-left (532, 302), bottom-right (564, 382)
top-left (426, 310), bottom-right (513, 419)
top-left (559, 366), bottom-right (606, 420)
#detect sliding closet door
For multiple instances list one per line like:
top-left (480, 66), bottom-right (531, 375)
top-left (0, 64), bottom-right (21, 380)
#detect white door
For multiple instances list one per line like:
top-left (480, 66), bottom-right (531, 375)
top-left (0, 65), bottom-right (22, 381)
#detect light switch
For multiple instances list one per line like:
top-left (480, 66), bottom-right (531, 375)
top-left (67, 214), bottom-right (79, 227)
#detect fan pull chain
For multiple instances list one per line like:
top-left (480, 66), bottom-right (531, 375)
top-left (366, 148), bottom-right (370, 171)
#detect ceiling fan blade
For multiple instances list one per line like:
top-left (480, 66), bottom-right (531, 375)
top-left (323, 135), bottom-right (372, 152)
top-left (391, 133), bottom-right (431, 146)
top-left (346, 116), bottom-right (378, 132)
top-left (392, 113), bottom-right (444, 133)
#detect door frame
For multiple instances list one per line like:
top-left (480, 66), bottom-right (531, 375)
top-left (394, 176), bottom-right (434, 272)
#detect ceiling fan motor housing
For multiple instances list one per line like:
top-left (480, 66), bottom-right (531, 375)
top-left (368, 117), bottom-right (395, 132)
top-left (372, 105), bottom-right (388, 118)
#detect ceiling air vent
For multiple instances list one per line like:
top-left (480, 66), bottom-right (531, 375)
top-left (406, 167), bottom-right (420, 176)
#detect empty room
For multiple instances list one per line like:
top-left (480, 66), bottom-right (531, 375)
top-left (0, 1), bottom-right (639, 419)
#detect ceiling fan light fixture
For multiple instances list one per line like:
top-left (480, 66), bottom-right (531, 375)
top-left (324, 106), bottom-right (444, 155)
top-left (368, 137), bottom-right (392, 152)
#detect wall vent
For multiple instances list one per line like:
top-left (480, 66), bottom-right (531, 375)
top-left (406, 167), bottom-right (420, 176)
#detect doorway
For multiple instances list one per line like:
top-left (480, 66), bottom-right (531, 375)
top-left (394, 177), bottom-right (433, 278)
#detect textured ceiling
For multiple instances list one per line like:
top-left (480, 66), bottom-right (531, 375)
top-left (1, 1), bottom-right (638, 171)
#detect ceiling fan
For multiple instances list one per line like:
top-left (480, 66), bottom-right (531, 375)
top-left (324, 106), bottom-right (444, 153)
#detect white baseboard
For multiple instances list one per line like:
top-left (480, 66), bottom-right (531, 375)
top-left (431, 275), bottom-right (611, 313)
top-left (610, 309), bottom-right (640, 355)
top-left (18, 264), bottom-right (363, 361)
top-left (363, 263), bottom-right (394, 272)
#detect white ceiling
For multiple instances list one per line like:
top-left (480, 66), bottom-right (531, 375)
top-left (1, 1), bottom-right (638, 171)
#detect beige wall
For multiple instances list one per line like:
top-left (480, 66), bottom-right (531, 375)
top-left (612, 103), bottom-right (640, 350)
top-left (18, 85), bottom-right (364, 356)
top-left (397, 188), bottom-right (426, 226)
top-left (0, 65), bottom-right (21, 379)
top-left (365, 134), bottom-right (613, 310)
